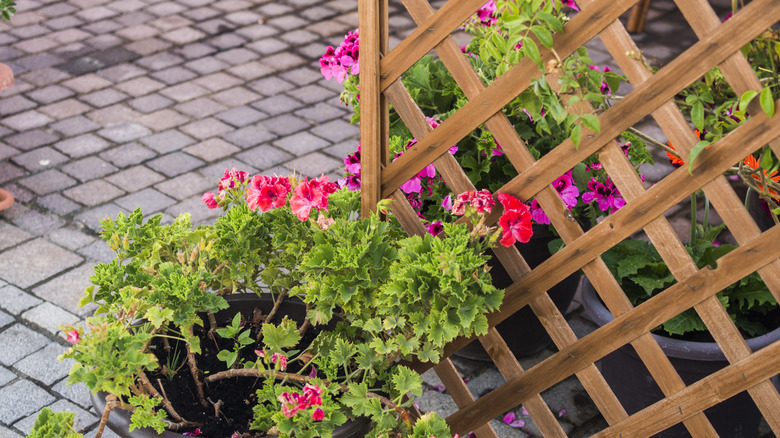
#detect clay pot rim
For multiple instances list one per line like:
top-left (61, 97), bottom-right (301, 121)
top-left (0, 188), bottom-right (14, 212)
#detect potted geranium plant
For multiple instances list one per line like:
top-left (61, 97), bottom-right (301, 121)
top-left (321, 0), bottom-right (654, 358)
top-left (30, 169), bottom-right (533, 438)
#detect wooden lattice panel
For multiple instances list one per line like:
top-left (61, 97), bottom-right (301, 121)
top-left (358, 0), bottom-right (780, 435)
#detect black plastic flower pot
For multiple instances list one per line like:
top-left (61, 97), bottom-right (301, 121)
top-left (455, 225), bottom-right (581, 360)
top-left (89, 293), bottom-right (371, 438)
top-left (580, 278), bottom-right (780, 437)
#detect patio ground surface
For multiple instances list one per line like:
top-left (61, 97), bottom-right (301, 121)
top-left (0, 0), bottom-right (772, 436)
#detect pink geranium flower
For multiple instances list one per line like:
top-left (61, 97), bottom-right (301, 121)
top-left (66, 330), bottom-right (80, 344)
top-left (312, 408), bottom-right (325, 421)
top-left (245, 175), bottom-right (291, 212)
top-left (582, 177), bottom-right (625, 214)
top-left (452, 190), bottom-right (495, 215)
top-left (202, 192), bottom-right (218, 209)
top-left (289, 175), bottom-right (337, 221)
top-left (426, 221), bottom-right (444, 236)
top-left (528, 171), bottom-right (579, 224)
top-left (271, 353), bottom-right (288, 371)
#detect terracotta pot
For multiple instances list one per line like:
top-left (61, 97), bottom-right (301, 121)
top-left (0, 62), bottom-right (13, 91)
top-left (455, 224), bottom-right (581, 360)
top-left (90, 294), bottom-right (371, 438)
top-left (0, 188), bottom-right (14, 212)
top-left (580, 278), bottom-right (780, 437)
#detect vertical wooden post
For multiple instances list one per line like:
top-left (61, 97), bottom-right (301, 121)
top-left (359, 0), bottom-right (382, 217)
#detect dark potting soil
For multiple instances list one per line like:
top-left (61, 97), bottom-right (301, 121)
top-left (144, 315), bottom-right (322, 438)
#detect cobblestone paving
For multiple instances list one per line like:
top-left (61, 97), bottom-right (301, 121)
top-left (0, 0), bottom-right (771, 436)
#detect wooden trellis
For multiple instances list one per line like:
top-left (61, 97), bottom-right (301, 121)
top-left (358, 0), bottom-right (780, 435)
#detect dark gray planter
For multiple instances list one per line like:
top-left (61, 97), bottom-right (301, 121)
top-left (581, 278), bottom-right (780, 437)
top-left (89, 293), bottom-right (371, 438)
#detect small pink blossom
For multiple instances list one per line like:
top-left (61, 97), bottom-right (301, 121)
top-left (202, 192), bottom-right (218, 209)
top-left (582, 177), bottom-right (625, 214)
top-left (502, 412), bottom-right (526, 428)
top-left (245, 175), bottom-right (291, 212)
top-left (255, 349), bottom-right (265, 358)
top-left (558, 409), bottom-right (567, 417)
top-left (312, 408), bottom-right (325, 421)
top-left (441, 195), bottom-right (453, 211)
top-left (317, 213), bottom-right (335, 230)
top-left (182, 428), bottom-right (201, 436)
top-left (66, 330), bottom-right (80, 344)
top-left (476, 1), bottom-right (497, 25)
top-left (452, 190), bottom-right (495, 215)
top-left (426, 221), bottom-right (444, 237)
top-left (271, 353), bottom-right (288, 371)
top-left (309, 367), bottom-right (318, 378)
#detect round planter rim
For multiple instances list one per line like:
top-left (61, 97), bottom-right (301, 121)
top-left (580, 277), bottom-right (780, 361)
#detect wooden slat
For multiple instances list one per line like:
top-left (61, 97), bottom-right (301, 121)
top-left (358, 0), bottom-right (383, 217)
top-left (593, 339), bottom-right (780, 437)
top-left (445, 221), bottom-right (780, 434)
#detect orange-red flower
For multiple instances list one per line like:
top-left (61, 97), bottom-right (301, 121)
top-left (744, 155), bottom-right (780, 199)
top-left (666, 130), bottom-right (703, 167)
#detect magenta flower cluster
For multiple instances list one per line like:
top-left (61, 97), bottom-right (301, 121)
top-left (320, 29), bottom-right (359, 83)
top-left (278, 384), bottom-right (325, 421)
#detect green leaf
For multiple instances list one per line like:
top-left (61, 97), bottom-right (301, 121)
top-left (522, 37), bottom-right (540, 67)
top-left (145, 307), bottom-right (173, 329)
top-left (217, 350), bottom-right (237, 367)
top-left (391, 365), bottom-right (423, 398)
top-left (571, 123), bottom-right (582, 147)
top-left (738, 89), bottom-right (758, 113)
top-left (78, 286), bottom-right (95, 308)
top-left (760, 86), bottom-right (775, 118)
top-left (530, 25), bottom-right (553, 49)
top-left (580, 114), bottom-right (600, 133)
top-left (261, 317), bottom-right (301, 352)
top-left (687, 140), bottom-right (711, 175)
top-left (691, 101), bottom-right (704, 131)
top-left (536, 11), bottom-right (563, 32)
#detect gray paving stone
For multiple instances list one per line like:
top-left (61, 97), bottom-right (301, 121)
top-left (221, 124), bottom-right (277, 148)
top-left (37, 194), bottom-right (82, 215)
top-left (193, 71), bottom-right (243, 91)
top-left (246, 37), bottom-right (290, 55)
top-left (15, 168), bottom-right (74, 197)
top-left (14, 399), bottom-right (97, 436)
top-left (1, 110), bottom-right (53, 131)
top-left (137, 109), bottom-right (190, 132)
top-left (146, 152), bottom-right (204, 177)
top-left (104, 165), bottom-right (166, 192)
top-left (0, 95), bottom-right (37, 116)
top-left (247, 76), bottom-right (295, 96)
top-left (541, 375), bottom-right (602, 428)
top-left (324, 139), bottom-right (358, 161)
top-left (310, 118), bottom-right (359, 142)
top-left (174, 42), bottom-right (217, 60)
top-left (154, 172), bottom-right (213, 200)
top-left (0, 144), bottom-right (19, 162)
top-left (7, 208), bottom-right (65, 236)
top-left (127, 93), bottom-right (175, 113)
top-left (52, 378), bottom-right (92, 410)
top-left (62, 179), bottom-right (124, 207)
top-left (284, 152), bottom-right (343, 177)
top-left (39, 98), bottom-right (93, 120)
top-left (0, 325), bottom-right (50, 367)
top-left (140, 129), bottom-right (197, 154)
top-left (12, 343), bottom-right (74, 386)
top-left (0, 367), bottom-right (16, 386)
top-left (210, 86), bottom-right (262, 107)
top-left (150, 65), bottom-right (198, 85)
top-left (99, 142), bottom-right (157, 168)
top-left (0, 310), bottom-right (12, 330)
top-left (61, 156), bottom-right (118, 182)
top-left (77, 240), bottom-right (117, 264)
top-left (207, 33), bottom-right (246, 50)
top-left (215, 106), bottom-right (266, 127)
top-left (136, 52), bottom-right (184, 71)
top-left (49, 115), bottom-right (101, 137)
top-left (0, 239), bottom-right (84, 289)
top-left (236, 145), bottom-right (293, 170)
top-left (214, 47), bottom-right (259, 65)
top-left (114, 187), bottom-right (177, 214)
top-left (0, 380), bottom-right (55, 424)
top-left (54, 134), bottom-right (112, 158)
top-left (183, 56), bottom-right (228, 74)
top-left (96, 122), bottom-right (151, 143)
top-left (415, 390), bottom-right (459, 418)
top-left (79, 88), bottom-right (129, 108)
top-left (25, 85), bottom-right (76, 105)
top-left (182, 137), bottom-right (240, 162)
top-left (294, 102), bottom-right (346, 123)
top-left (248, 95), bottom-right (303, 116)
top-left (159, 81), bottom-right (209, 102)
top-left (0, 163), bottom-right (28, 185)
top-left (179, 117), bottom-right (233, 140)
top-left (0, 222), bottom-right (33, 251)
top-left (466, 368), bottom-right (505, 398)
top-left (262, 113), bottom-right (312, 136)
top-left (46, 227), bottom-right (96, 251)
top-left (0, 425), bottom-right (23, 438)
top-left (274, 132), bottom-right (330, 156)
top-left (174, 97), bottom-right (228, 118)
top-left (226, 61), bottom-right (275, 81)
top-left (32, 262), bottom-right (96, 317)
top-left (0, 285), bottom-right (43, 315)
top-left (3, 129), bottom-right (61, 151)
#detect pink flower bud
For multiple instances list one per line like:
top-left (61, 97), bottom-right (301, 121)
top-left (312, 408), bottom-right (325, 421)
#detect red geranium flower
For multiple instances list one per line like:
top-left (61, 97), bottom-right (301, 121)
top-left (245, 175), bottom-right (291, 211)
top-left (498, 205), bottom-right (533, 246)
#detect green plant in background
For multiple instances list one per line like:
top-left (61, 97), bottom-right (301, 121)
top-left (27, 408), bottom-right (82, 438)
top-left (325, 0), bottom-right (654, 234)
